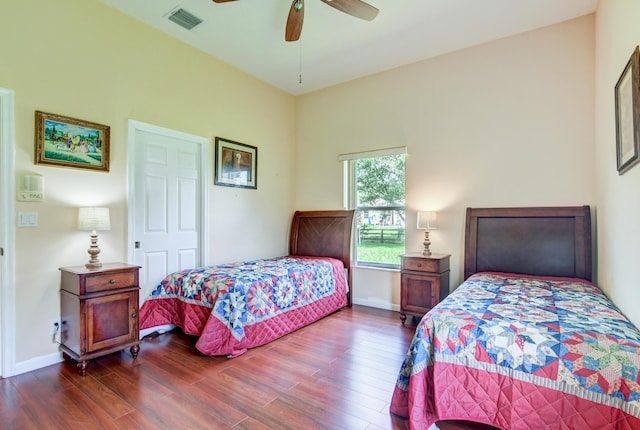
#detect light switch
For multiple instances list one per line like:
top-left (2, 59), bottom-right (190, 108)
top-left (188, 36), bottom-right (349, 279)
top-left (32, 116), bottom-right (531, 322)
top-left (17, 212), bottom-right (38, 227)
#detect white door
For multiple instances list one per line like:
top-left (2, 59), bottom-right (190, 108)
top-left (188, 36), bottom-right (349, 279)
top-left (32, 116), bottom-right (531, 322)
top-left (0, 88), bottom-right (16, 377)
top-left (127, 120), bottom-right (209, 300)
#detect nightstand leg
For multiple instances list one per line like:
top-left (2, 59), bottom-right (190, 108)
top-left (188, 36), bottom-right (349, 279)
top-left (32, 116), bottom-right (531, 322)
top-left (130, 344), bottom-right (140, 359)
top-left (77, 360), bottom-right (88, 376)
top-left (400, 313), bottom-right (407, 325)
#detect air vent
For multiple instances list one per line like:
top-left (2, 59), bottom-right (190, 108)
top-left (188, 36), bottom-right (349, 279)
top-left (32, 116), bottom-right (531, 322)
top-left (166, 7), bottom-right (203, 30)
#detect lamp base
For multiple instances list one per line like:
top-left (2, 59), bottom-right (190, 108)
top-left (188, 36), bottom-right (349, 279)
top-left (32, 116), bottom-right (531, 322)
top-left (422, 230), bottom-right (432, 256)
top-left (86, 232), bottom-right (102, 269)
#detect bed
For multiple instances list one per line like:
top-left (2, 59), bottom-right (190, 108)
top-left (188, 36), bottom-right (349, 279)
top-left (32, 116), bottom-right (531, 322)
top-left (390, 206), bottom-right (640, 429)
top-left (139, 209), bottom-right (354, 357)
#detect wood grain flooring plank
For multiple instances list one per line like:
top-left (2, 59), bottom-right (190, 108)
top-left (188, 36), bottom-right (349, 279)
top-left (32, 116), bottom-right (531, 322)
top-left (124, 353), bottom-right (205, 392)
top-left (192, 377), bottom-right (300, 430)
top-left (96, 370), bottom-right (173, 411)
top-left (0, 376), bottom-right (27, 413)
top-left (8, 368), bottom-right (67, 402)
top-left (278, 386), bottom-right (374, 430)
top-left (243, 344), bottom-right (324, 376)
top-left (136, 349), bottom-right (206, 385)
top-left (220, 358), bottom-right (300, 392)
top-left (288, 372), bottom-right (389, 413)
top-left (53, 386), bottom-right (123, 430)
top-left (132, 392), bottom-right (234, 430)
top-left (265, 396), bottom-right (368, 430)
top-left (199, 365), bottom-right (281, 407)
top-left (58, 365), bottom-right (136, 419)
top-left (111, 411), bottom-right (165, 430)
top-left (172, 380), bottom-right (248, 427)
top-left (232, 416), bottom-right (276, 430)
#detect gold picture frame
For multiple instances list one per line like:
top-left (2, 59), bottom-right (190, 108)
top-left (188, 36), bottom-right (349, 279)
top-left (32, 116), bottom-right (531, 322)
top-left (35, 111), bottom-right (110, 172)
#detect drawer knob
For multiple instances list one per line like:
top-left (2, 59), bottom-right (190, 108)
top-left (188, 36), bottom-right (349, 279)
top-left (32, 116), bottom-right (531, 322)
top-left (131, 313), bottom-right (137, 319)
top-left (109, 279), bottom-right (116, 285)
top-left (417, 264), bottom-right (422, 268)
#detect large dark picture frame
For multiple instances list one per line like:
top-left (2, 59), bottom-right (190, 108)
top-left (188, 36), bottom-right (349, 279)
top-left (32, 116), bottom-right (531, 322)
top-left (214, 137), bottom-right (258, 189)
top-left (35, 111), bottom-right (110, 172)
top-left (614, 46), bottom-right (640, 175)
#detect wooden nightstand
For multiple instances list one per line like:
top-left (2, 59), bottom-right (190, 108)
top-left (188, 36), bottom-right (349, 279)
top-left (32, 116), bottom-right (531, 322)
top-left (59, 263), bottom-right (141, 375)
top-left (400, 253), bottom-right (450, 324)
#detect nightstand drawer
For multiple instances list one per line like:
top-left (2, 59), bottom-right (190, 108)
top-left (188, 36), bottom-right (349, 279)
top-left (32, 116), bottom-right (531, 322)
top-left (85, 271), bottom-right (137, 293)
top-left (403, 257), bottom-right (447, 273)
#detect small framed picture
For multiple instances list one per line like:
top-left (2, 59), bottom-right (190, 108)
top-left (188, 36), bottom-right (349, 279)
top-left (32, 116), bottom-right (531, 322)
top-left (214, 137), bottom-right (257, 189)
top-left (614, 46), bottom-right (640, 175)
top-left (35, 111), bottom-right (110, 172)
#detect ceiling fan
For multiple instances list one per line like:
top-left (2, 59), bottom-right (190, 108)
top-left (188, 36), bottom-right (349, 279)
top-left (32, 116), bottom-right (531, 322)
top-left (211, 0), bottom-right (379, 42)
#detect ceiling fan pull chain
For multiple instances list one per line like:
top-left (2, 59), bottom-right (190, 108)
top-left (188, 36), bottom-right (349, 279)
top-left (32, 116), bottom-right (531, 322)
top-left (299, 39), bottom-right (303, 84)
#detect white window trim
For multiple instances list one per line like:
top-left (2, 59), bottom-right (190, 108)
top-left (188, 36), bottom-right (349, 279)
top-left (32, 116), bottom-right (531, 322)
top-left (340, 146), bottom-right (407, 269)
top-left (338, 146), bottom-right (407, 161)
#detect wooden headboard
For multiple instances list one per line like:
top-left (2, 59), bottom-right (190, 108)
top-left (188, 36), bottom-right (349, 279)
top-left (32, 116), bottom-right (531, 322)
top-left (464, 206), bottom-right (592, 281)
top-left (289, 210), bottom-right (356, 305)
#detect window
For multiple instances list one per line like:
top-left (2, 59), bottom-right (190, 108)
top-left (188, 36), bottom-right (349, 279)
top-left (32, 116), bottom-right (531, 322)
top-left (341, 148), bottom-right (406, 269)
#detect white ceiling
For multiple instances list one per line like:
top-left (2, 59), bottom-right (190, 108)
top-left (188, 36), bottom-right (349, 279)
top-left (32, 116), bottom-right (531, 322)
top-left (99, 0), bottom-right (598, 96)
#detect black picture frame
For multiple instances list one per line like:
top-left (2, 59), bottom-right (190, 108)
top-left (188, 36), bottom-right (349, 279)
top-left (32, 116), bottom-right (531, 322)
top-left (615, 46), bottom-right (640, 175)
top-left (214, 137), bottom-right (257, 189)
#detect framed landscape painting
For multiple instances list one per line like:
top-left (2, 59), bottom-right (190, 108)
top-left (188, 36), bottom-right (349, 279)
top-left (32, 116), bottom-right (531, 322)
top-left (35, 111), bottom-right (110, 172)
top-left (214, 137), bottom-right (257, 189)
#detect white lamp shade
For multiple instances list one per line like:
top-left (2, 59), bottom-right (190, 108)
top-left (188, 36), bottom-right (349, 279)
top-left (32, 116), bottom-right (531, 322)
top-left (78, 207), bottom-right (111, 231)
top-left (417, 211), bottom-right (437, 230)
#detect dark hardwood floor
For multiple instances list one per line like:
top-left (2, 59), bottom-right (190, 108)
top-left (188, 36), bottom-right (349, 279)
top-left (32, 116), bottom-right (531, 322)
top-left (0, 305), bottom-right (496, 430)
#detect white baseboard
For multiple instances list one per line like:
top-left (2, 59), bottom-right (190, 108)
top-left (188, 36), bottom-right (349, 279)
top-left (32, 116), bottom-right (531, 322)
top-left (14, 351), bottom-right (63, 376)
top-left (11, 325), bottom-right (177, 376)
top-left (140, 324), bottom-right (175, 339)
top-left (352, 298), bottom-right (400, 312)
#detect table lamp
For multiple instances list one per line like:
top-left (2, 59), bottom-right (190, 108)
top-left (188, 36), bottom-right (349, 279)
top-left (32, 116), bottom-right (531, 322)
top-left (417, 211), bottom-right (437, 256)
top-left (78, 207), bottom-right (110, 269)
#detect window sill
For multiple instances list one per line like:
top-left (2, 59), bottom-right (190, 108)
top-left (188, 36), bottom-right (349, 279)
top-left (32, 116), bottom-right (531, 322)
top-left (353, 264), bottom-right (400, 273)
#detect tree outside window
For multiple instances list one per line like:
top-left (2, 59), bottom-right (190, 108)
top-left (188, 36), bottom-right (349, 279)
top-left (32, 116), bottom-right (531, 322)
top-left (353, 154), bottom-right (405, 268)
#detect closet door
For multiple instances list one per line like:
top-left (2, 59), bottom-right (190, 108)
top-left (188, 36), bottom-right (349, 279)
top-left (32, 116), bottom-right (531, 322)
top-left (128, 120), bottom-right (209, 300)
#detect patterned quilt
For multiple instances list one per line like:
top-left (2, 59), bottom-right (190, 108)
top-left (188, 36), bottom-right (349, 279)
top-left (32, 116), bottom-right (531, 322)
top-left (390, 273), bottom-right (640, 429)
top-left (139, 256), bottom-right (347, 357)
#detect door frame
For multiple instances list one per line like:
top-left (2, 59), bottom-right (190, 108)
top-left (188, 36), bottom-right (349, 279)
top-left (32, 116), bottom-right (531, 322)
top-left (0, 88), bottom-right (16, 377)
top-left (126, 120), bottom-right (210, 281)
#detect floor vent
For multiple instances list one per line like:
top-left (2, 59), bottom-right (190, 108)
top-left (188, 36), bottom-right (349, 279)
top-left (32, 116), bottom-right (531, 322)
top-left (166, 7), bottom-right (203, 30)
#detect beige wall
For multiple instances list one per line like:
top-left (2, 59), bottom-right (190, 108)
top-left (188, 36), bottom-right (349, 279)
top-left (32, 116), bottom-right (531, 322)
top-left (594, 0), bottom-right (640, 328)
top-left (295, 16), bottom-right (596, 310)
top-left (1, 0), bottom-right (296, 364)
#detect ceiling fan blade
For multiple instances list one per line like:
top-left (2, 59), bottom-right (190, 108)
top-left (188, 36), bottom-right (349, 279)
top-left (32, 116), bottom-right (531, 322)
top-left (320, 0), bottom-right (378, 21)
top-left (211, 0), bottom-right (238, 3)
top-left (285, 0), bottom-right (304, 42)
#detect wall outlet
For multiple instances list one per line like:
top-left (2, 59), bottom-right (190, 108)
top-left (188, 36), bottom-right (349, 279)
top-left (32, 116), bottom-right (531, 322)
top-left (50, 319), bottom-right (61, 343)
